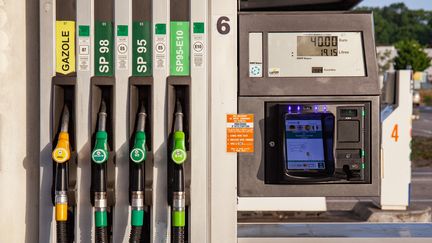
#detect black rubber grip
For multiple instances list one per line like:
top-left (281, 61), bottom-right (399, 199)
top-left (56, 221), bottom-right (68, 243)
top-left (129, 226), bottom-right (143, 243)
top-left (92, 163), bottom-right (107, 192)
top-left (172, 226), bottom-right (185, 243)
top-left (95, 226), bottom-right (109, 243)
top-left (172, 164), bottom-right (184, 192)
top-left (55, 163), bottom-right (69, 192)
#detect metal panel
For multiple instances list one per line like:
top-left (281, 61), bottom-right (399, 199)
top-left (210, 0), bottom-right (238, 242)
top-left (75, 0), bottom-right (93, 241)
top-left (239, 0), bottom-right (363, 11)
top-left (39, 0), bottom-right (58, 241)
top-left (112, 0), bottom-right (132, 242)
top-left (238, 96), bottom-right (381, 197)
top-left (190, 0), bottom-right (210, 241)
top-left (380, 71), bottom-right (412, 210)
top-left (152, 0), bottom-right (171, 241)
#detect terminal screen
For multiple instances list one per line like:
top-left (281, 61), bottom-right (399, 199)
top-left (285, 119), bottom-right (325, 170)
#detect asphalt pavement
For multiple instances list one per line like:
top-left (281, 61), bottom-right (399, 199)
top-left (413, 106), bottom-right (432, 137)
top-left (411, 106), bottom-right (432, 209)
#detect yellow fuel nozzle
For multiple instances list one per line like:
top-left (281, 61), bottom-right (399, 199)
top-left (52, 132), bottom-right (71, 163)
top-left (53, 105), bottom-right (71, 163)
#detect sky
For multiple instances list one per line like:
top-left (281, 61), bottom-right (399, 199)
top-left (358, 0), bottom-right (432, 10)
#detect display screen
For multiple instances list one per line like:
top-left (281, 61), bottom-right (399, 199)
top-left (297, 36), bottom-right (338, 56)
top-left (285, 119), bottom-right (325, 170)
top-left (340, 109), bottom-right (358, 118)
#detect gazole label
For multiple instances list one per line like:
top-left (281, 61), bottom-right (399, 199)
top-left (170, 22), bottom-right (190, 76)
top-left (95, 21), bottom-right (114, 76)
top-left (56, 21), bottom-right (76, 75)
top-left (133, 21), bottom-right (152, 76)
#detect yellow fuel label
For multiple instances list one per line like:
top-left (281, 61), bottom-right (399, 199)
top-left (56, 21), bottom-right (76, 74)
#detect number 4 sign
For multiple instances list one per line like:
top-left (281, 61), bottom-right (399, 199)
top-left (391, 124), bottom-right (399, 142)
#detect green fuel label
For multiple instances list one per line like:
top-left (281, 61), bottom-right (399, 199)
top-left (170, 22), bottom-right (190, 76)
top-left (133, 21), bottom-right (152, 76)
top-left (95, 21), bottom-right (114, 76)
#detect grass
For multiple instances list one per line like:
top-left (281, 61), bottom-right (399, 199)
top-left (412, 136), bottom-right (432, 168)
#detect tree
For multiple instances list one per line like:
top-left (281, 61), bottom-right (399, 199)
top-left (394, 39), bottom-right (431, 71)
top-left (356, 3), bottom-right (432, 47)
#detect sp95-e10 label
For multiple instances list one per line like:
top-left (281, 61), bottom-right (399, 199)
top-left (56, 21), bottom-right (76, 75)
top-left (170, 22), bottom-right (190, 76)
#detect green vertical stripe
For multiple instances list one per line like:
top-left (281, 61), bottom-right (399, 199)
top-left (170, 21), bottom-right (190, 76)
top-left (172, 210), bottom-right (185, 227)
top-left (95, 211), bottom-right (108, 227)
top-left (133, 21), bottom-right (152, 76)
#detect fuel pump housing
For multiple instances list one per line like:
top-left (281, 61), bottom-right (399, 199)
top-left (237, 12), bottom-right (381, 197)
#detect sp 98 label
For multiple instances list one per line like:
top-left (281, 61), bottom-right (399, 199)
top-left (95, 22), bottom-right (114, 76)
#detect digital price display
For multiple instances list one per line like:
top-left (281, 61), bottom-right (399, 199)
top-left (297, 36), bottom-right (338, 56)
top-left (268, 32), bottom-right (366, 77)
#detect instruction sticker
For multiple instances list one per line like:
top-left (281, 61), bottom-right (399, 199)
top-left (56, 21), bottom-right (76, 75)
top-left (154, 23), bottom-right (167, 70)
top-left (192, 22), bottom-right (205, 68)
top-left (78, 25), bottom-right (90, 72)
top-left (116, 25), bottom-right (129, 71)
top-left (227, 114), bottom-right (254, 153)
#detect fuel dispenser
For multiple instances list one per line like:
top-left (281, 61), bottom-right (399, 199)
top-left (168, 0), bottom-right (191, 242)
top-left (51, 0), bottom-right (77, 242)
top-left (127, 1), bottom-right (154, 241)
top-left (40, 0), bottom-right (206, 241)
top-left (237, 12), bottom-right (381, 199)
top-left (91, 0), bottom-right (116, 241)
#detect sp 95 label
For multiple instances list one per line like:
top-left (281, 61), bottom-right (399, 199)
top-left (56, 21), bottom-right (76, 75)
top-left (133, 21), bottom-right (152, 76)
top-left (170, 22), bottom-right (190, 76)
top-left (95, 21), bottom-right (114, 76)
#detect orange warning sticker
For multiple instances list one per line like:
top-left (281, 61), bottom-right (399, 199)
top-left (227, 114), bottom-right (254, 153)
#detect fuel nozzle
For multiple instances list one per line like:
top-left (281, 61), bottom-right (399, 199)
top-left (171, 100), bottom-right (187, 165)
top-left (171, 99), bottom-right (187, 243)
top-left (91, 100), bottom-right (109, 242)
top-left (52, 104), bottom-right (71, 238)
top-left (52, 105), bottom-right (71, 163)
top-left (92, 100), bottom-right (109, 164)
top-left (129, 101), bottom-right (148, 241)
top-left (130, 101), bottom-right (147, 163)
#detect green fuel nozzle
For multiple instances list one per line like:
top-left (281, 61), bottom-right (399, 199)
top-left (92, 100), bottom-right (109, 164)
top-left (171, 99), bottom-right (186, 243)
top-left (91, 100), bottom-right (109, 243)
top-left (171, 100), bottom-right (187, 165)
top-left (130, 102), bottom-right (147, 164)
top-left (129, 101), bottom-right (147, 239)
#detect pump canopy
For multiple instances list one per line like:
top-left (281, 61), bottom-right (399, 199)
top-left (239, 0), bottom-right (363, 11)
